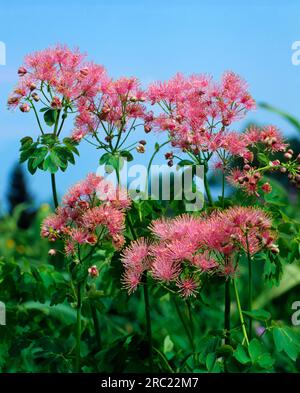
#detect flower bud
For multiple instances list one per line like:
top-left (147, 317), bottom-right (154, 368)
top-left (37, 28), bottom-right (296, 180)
top-left (51, 96), bottom-right (62, 109)
top-left (136, 144), bottom-right (145, 153)
top-left (165, 152), bottom-right (173, 160)
top-left (48, 248), bottom-right (57, 256)
top-left (31, 92), bottom-right (40, 102)
top-left (29, 82), bottom-right (37, 91)
top-left (280, 166), bottom-right (287, 173)
top-left (262, 182), bottom-right (272, 194)
top-left (243, 164), bottom-right (251, 171)
top-left (139, 140), bottom-right (146, 145)
top-left (7, 96), bottom-right (19, 105)
top-left (144, 124), bottom-right (152, 133)
top-left (19, 103), bottom-right (30, 112)
top-left (284, 152), bottom-right (292, 160)
top-left (167, 159), bottom-right (174, 167)
top-left (88, 265), bottom-right (99, 278)
top-left (18, 66), bottom-right (27, 76)
top-left (79, 67), bottom-right (89, 77)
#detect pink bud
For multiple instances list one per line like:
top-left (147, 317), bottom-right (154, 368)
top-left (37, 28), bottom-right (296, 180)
top-left (48, 249), bottom-right (57, 256)
top-left (262, 182), bottom-right (272, 194)
top-left (51, 96), bottom-right (62, 109)
top-left (88, 265), bottom-right (99, 278)
top-left (18, 67), bottom-right (27, 76)
top-left (19, 103), bottom-right (30, 112)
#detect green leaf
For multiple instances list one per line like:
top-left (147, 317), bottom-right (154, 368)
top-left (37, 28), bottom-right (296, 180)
top-left (177, 159), bottom-right (194, 167)
top-left (20, 136), bottom-right (33, 151)
top-left (257, 152), bottom-right (269, 165)
top-left (43, 153), bottom-right (59, 173)
top-left (63, 137), bottom-right (79, 156)
top-left (39, 107), bottom-right (50, 113)
top-left (248, 339), bottom-right (274, 369)
top-left (19, 145), bottom-right (36, 163)
top-left (243, 309), bottom-right (272, 322)
top-left (273, 326), bottom-right (299, 361)
top-left (205, 352), bottom-right (216, 371)
top-left (120, 150), bottom-right (133, 162)
top-left (259, 102), bottom-right (300, 133)
top-left (234, 344), bottom-right (251, 365)
top-left (43, 109), bottom-right (57, 127)
top-left (99, 152), bottom-right (113, 165)
top-left (31, 147), bottom-right (48, 169)
top-left (163, 335), bottom-right (174, 354)
top-left (27, 158), bottom-right (38, 175)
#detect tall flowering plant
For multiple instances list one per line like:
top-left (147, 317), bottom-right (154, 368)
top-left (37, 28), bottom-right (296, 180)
top-left (8, 45), bottom-right (107, 207)
top-left (8, 44), bottom-right (300, 373)
top-left (41, 173), bottom-right (131, 371)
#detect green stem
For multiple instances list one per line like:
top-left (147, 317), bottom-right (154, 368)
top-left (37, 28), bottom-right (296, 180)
top-left (51, 173), bottom-right (59, 209)
top-left (145, 140), bottom-right (170, 195)
top-left (224, 278), bottom-right (231, 345)
top-left (91, 303), bottom-right (101, 351)
top-left (203, 163), bottom-right (213, 206)
top-left (143, 274), bottom-right (154, 372)
top-left (127, 212), bottom-right (154, 372)
top-left (30, 101), bottom-right (44, 135)
top-left (246, 234), bottom-right (252, 340)
top-left (76, 283), bottom-right (82, 372)
top-left (233, 279), bottom-right (249, 346)
top-left (173, 298), bottom-right (194, 352)
top-left (221, 170), bottom-right (225, 208)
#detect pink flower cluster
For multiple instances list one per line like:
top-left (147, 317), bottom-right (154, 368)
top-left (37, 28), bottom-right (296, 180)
top-left (72, 76), bottom-right (147, 142)
top-left (147, 72), bottom-right (255, 154)
top-left (8, 44), bottom-right (107, 111)
top-left (121, 207), bottom-right (277, 297)
top-left (146, 73), bottom-right (289, 165)
top-left (41, 173), bottom-right (131, 256)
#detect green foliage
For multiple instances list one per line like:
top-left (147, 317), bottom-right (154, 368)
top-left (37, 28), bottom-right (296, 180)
top-left (20, 135), bottom-right (79, 174)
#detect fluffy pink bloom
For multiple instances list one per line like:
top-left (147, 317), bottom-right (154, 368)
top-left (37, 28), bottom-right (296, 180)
top-left (71, 76), bottom-right (147, 142)
top-left (147, 71), bottom-right (255, 156)
top-left (177, 277), bottom-right (198, 298)
top-left (8, 45), bottom-right (108, 138)
top-left (244, 125), bottom-right (287, 152)
top-left (121, 238), bottom-right (149, 293)
top-left (41, 173), bottom-right (131, 258)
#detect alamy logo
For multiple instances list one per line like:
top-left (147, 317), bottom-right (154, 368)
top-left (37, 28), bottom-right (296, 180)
top-left (0, 301), bottom-right (6, 325)
top-left (0, 41), bottom-right (6, 65)
top-left (291, 301), bottom-right (300, 326)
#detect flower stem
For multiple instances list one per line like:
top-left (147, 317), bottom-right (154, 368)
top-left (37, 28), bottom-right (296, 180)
top-left (173, 298), bottom-right (194, 352)
top-left (245, 234), bottom-right (253, 340)
top-left (145, 140), bottom-right (170, 195)
top-left (203, 163), bottom-right (213, 206)
top-left (143, 274), bottom-right (154, 372)
top-left (233, 279), bottom-right (249, 346)
top-left (91, 303), bottom-right (101, 352)
top-left (51, 173), bottom-right (59, 209)
top-left (76, 283), bottom-right (82, 372)
top-left (127, 212), bottom-right (154, 372)
top-left (224, 278), bottom-right (231, 345)
top-left (221, 171), bottom-right (225, 208)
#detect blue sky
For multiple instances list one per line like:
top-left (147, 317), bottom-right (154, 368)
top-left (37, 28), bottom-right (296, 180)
top-left (1, 0), bottom-right (300, 209)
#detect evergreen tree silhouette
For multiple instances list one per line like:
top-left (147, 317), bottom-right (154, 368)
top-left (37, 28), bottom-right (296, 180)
top-left (7, 163), bottom-right (35, 228)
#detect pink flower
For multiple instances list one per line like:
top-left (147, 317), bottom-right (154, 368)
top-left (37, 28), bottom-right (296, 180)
top-left (41, 173), bottom-right (131, 258)
top-left (177, 277), bottom-right (198, 298)
top-left (262, 182), bottom-right (272, 194)
top-left (121, 238), bottom-right (149, 293)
